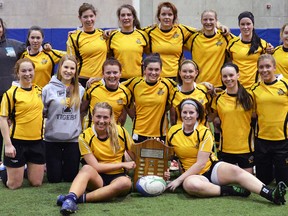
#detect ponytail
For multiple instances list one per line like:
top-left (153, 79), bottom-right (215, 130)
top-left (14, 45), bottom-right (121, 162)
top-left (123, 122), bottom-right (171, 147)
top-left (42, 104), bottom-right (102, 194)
top-left (236, 81), bottom-right (253, 111)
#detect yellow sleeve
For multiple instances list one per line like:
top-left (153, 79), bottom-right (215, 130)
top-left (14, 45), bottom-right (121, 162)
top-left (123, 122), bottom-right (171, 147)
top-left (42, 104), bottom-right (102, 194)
top-left (199, 129), bottom-right (214, 153)
top-left (78, 132), bottom-right (92, 156)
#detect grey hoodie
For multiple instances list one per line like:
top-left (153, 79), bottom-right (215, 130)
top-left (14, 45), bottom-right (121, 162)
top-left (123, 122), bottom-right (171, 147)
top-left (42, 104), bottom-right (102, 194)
top-left (42, 76), bottom-right (85, 142)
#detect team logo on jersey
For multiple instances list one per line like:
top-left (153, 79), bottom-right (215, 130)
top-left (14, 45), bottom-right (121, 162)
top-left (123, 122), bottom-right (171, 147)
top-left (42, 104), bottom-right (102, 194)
top-left (173, 33), bottom-right (179, 38)
top-left (277, 88), bottom-right (285, 95)
top-left (158, 88), bottom-right (164, 95)
top-left (41, 59), bottom-right (48, 64)
top-left (57, 90), bottom-right (66, 97)
top-left (117, 98), bottom-right (124, 104)
top-left (136, 39), bottom-right (142, 44)
top-left (216, 40), bottom-right (223, 46)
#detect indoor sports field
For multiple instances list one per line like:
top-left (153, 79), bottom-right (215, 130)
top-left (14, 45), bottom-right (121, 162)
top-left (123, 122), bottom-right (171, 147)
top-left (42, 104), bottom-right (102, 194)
top-left (0, 119), bottom-right (287, 216)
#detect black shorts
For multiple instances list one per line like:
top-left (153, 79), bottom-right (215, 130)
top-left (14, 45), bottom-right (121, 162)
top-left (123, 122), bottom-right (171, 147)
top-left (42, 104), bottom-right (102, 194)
top-left (218, 152), bottom-right (254, 168)
top-left (4, 138), bottom-right (45, 168)
top-left (100, 173), bottom-right (129, 186)
top-left (202, 160), bottom-right (220, 182)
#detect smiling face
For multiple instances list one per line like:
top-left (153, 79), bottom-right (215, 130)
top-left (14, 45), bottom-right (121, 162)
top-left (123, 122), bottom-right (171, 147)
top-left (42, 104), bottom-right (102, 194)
top-left (17, 61), bottom-right (35, 88)
top-left (143, 62), bottom-right (161, 83)
top-left (119, 7), bottom-right (134, 31)
top-left (181, 104), bottom-right (198, 128)
top-left (28, 30), bottom-right (43, 51)
top-left (221, 66), bottom-right (239, 90)
top-left (103, 64), bottom-right (121, 89)
top-left (93, 107), bottom-right (111, 134)
top-left (258, 58), bottom-right (276, 83)
top-left (158, 6), bottom-right (174, 30)
top-left (179, 62), bottom-right (198, 85)
top-left (79, 9), bottom-right (96, 32)
top-left (201, 11), bottom-right (217, 34)
top-left (239, 17), bottom-right (253, 39)
top-left (60, 59), bottom-right (76, 85)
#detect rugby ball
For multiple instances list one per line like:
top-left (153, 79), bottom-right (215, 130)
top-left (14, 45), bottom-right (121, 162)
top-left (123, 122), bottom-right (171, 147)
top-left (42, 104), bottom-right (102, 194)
top-left (136, 175), bottom-right (167, 197)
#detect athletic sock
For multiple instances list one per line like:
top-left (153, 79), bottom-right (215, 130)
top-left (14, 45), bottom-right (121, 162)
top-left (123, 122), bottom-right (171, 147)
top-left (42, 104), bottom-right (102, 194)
top-left (260, 182), bottom-right (287, 205)
top-left (259, 185), bottom-right (273, 201)
top-left (66, 192), bottom-right (78, 203)
top-left (77, 193), bottom-right (86, 203)
top-left (220, 185), bottom-right (251, 197)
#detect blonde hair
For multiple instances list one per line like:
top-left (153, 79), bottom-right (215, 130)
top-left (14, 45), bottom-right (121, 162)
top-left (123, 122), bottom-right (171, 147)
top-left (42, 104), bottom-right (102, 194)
top-left (56, 55), bottom-right (81, 110)
top-left (257, 54), bottom-right (276, 68)
top-left (200, 10), bottom-right (218, 33)
top-left (93, 102), bottom-right (120, 153)
top-left (177, 59), bottom-right (199, 85)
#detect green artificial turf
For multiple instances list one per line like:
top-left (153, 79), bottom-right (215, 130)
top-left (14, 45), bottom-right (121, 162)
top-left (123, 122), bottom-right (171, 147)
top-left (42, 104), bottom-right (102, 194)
top-left (0, 179), bottom-right (287, 216)
top-left (0, 117), bottom-right (287, 216)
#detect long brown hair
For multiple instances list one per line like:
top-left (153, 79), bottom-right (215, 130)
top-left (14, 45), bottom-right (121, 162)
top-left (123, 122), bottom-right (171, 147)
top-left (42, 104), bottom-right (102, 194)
top-left (56, 55), bottom-right (81, 110)
top-left (117, 4), bottom-right (141, 29)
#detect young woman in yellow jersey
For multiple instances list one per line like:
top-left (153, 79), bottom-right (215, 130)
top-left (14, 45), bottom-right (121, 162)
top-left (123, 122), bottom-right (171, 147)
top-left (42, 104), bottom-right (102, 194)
top-left (227, 11), bottom-right (273, 89)
top-left (108, 4), bottom-right (148, 81)
top-left (185, 10), bottom-right (234, 88)
top-left (123, 53), bottom-right (176, 143)
top-left (170, 59), bottom-right (211, 125)
top-left (273, 23), bottom-right (288, 79)
top-left (57, 102), bottom-right (136, 215)
top-left (81, 58), bottom-right (131, 128)
top-left (0, 58), bottom-right (45, 189)
top-left (166, 98), bottom-right (286, 205)
top-left (251, 54), bottom-right (288, 185)
top-left (143, 2), bottom-right (196, 79)
top-left (21, 26), bottom-right (65, 87)
top-left (67, 3), bottom-right (107, 87)
top-left (211, 63), bottom-right (254, 173)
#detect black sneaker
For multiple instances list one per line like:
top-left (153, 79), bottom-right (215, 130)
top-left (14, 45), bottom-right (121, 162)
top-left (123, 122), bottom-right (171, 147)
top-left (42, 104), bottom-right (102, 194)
top-left (271, 181), bottom-right (287, 205)
top-left (231, 186), bottom-right (251, 197)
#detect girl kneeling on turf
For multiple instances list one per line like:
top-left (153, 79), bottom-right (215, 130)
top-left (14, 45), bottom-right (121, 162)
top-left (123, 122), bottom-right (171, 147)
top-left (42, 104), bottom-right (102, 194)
top-left (166, 98), bottom-right (286, 205)
top-left (57, 102), bottom-right (136, 215)
top-left (0, 58), bottom-right (45, 189)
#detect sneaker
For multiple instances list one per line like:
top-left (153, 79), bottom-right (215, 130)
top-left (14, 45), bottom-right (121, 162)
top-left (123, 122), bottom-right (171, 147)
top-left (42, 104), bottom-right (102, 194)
top-left (60, 198), bottom-right (78, 215)
top-left (231, 186), bottom-right (251, 197)
top-left (271, 181), bottom-right (287, 205)
top-left (0, 163), bottom-right (5, 171)
top-left (57, 194), bottom-right (66, 206)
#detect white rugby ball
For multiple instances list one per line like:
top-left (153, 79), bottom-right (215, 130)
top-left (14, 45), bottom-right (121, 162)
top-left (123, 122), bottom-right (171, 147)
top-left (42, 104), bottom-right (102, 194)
top-left (136, 175), bottom-right (167, 197)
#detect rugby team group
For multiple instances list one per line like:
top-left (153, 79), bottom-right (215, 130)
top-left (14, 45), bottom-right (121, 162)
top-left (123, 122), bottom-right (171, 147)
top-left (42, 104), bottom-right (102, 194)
top-left (0, 1), bottom-right (287, 215)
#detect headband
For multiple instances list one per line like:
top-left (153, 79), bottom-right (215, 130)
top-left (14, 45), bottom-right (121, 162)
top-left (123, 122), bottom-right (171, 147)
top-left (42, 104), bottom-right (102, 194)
top-left (180, 100), bottom-right (199, 111)
top-left (238, 11), bottom-right (254, 25)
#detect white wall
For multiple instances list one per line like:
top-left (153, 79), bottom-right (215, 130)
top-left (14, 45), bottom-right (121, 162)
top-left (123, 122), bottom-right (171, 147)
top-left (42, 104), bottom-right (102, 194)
top-left (0, 0), bottom-right (287, 29)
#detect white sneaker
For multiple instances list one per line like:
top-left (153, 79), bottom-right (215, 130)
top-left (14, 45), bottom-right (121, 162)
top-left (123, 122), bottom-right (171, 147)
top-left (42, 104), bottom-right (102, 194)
top-left (0, 163), bottom-right (5, 171)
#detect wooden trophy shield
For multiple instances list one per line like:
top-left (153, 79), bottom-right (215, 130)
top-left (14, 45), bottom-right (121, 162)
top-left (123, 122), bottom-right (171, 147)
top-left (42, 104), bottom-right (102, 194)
top-left (131, 139), bottom-right (174, 188)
